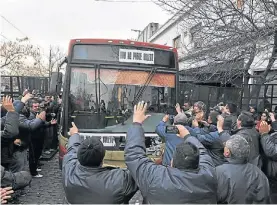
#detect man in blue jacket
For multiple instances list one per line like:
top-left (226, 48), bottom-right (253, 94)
top-left (155, 112), bottom-right (188, 166)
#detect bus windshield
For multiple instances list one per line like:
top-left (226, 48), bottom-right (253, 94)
top-left (69, 67), bottom-right (176, 130)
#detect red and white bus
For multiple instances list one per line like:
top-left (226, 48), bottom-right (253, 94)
top-left (58, 39), bottom-right (179, 168)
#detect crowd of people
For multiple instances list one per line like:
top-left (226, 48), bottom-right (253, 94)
top-left (0, 91), bottom-right (61, 204)
top-left (1, 90), bottom-right (277, 204)
top-left (62, 100), bottom-right (277, 204)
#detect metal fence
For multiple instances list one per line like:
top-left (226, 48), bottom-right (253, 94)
top-left (1, 76), bottom-right (49, 99)
top-left (179, 83), bottom-right (277, 112)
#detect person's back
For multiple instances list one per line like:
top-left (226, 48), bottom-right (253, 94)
top-left (64, 164), bottom-right (136, 204)
top-left (62, 122), bottom-right (137, 204)
top-left (216, 135), bottom-right (270, 204)
top-left (139, 162), bottom-right (217, 204)
top-left (235, 111), bottom-right (261, 168)
top-left (236, 127), bottom-right (260, 161)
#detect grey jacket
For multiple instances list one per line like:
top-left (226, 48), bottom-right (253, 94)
top-left (124, 123), bottom-right (217, 204)
top-left (1, 165), bottom-right (32, 190)
top-left (260, 132), bottom-right (277, 178)
top-left (216, 159), bottom-right (271, 204)
top-left (1, 111), bottom-right (19, 165)
top-left (62, 134), bottom-right (138, 204)
top-left (234, 127), bottom-right (262, 168)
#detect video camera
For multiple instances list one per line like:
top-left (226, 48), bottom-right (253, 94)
top-left (210, 103), bottom-right (225, 114)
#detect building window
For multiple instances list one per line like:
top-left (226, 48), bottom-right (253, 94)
top-left (173, 35), bottom-right (181, 49)
top-left (190, 23), bottom-right (202, 49)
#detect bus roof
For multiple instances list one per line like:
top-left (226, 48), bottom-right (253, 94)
top-left (68, 39), bottom-right (177, 54)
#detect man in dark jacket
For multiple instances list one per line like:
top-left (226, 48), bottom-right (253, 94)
top-left (234, 111), bottom-right (262, 168)
top-left (258, 116), bottom-right (277, 203)
top-left (216, 134), bottom-right (270, 204)
top-left (125, 101), bottom-right (217, 204)
top-left (28, 100), bottom-right (55, 177)
top-left (62, 122), bottom-right (138, 204)
top-left (222, 103), bottom-right (238, 132)
top-left (192, 114), bottom-right (232, 166)
top-left (1, 96), bottom-right (19, 170)
top-left (9, 99), bottom-right (45, 173)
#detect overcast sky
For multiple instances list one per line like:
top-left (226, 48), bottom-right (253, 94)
top-left (0, 0), bottom-right (171, 54)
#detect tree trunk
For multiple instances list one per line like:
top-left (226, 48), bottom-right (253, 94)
top-left (241, 43), bottom-right (256, 109)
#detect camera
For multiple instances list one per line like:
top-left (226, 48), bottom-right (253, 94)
top-left (165, 125), bottom-right (179, 134)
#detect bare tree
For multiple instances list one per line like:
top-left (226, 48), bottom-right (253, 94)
top-left (0, 40), bottom-right (47, 76)
top-left (47, 46), bottom-right (66, 77)
top-left (1, 41), bottom-right (66, 77)
top-left (155, 0), bottom-right (276, 104)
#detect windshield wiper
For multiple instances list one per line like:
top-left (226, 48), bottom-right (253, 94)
top-left (132, 67), bottom-right (157, 106)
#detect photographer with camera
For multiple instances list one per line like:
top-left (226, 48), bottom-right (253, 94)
top-left (42, 94), bottom-right (59, 155)
top-left (155, 103), bottom-right (191, 166)
top-left (125, 101), bottom-right (217, 204)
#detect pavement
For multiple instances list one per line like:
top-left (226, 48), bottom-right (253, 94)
top-left (12, 153), bottom-right (277, 204)
top-left (13, 155), bottom-right (65, 204)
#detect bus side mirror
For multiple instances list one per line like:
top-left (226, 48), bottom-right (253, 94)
top-left (50, 72), bottom-right (63, 95)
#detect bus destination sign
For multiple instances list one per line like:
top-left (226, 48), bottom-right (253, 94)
top-left (119, 49), bottom-right (155, 65)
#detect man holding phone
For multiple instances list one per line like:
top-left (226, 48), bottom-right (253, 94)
top-left (155, 104), bottom-right (190, 166)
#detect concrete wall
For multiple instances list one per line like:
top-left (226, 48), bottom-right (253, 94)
top-left (148, 14), bottom-right (192, 63)
top-left (137, 23), bottom-right (160, 42)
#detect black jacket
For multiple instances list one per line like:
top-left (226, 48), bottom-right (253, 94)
top-left (216, 159), bottom-right (271, 204)
top-left (62, 134), bottom-right (138, 204)
top-left (234, 127), bottom-right (262, 168)
top-left (28, 111), bottom-right (50, 140)
top-left (1, 111), bottom-right (19, 165)
top-left (124, 123), bottom-right (217, 204)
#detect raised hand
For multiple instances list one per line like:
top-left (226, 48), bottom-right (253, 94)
top-left (175, 125), bottom-right (190, 138)
top-left (259, 121), bottom-right (271, 135)
top-left (133, 101), bottom-right (151, 124)
top-left (70, 122), bottom-right (79, 136)
top-left (36, 111), bottom-right (46, 121)
top-left (175, 103), bottom-right (182, 114)
top-left (2, 96), bottom-right (15, 112)
top-left (269, 112), bottom-right (276, 122)
top-left (162, 114), bottom-right (169, 123)
top-left (217, 115), bottom-right (224, 133)
top-left (21, 93), bottom-right (33, 104)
